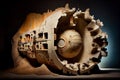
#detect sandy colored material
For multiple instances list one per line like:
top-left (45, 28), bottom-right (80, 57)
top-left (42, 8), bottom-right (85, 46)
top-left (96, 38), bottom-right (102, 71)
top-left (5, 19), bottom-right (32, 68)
top-left (12, 4), bottom-right (108, 75)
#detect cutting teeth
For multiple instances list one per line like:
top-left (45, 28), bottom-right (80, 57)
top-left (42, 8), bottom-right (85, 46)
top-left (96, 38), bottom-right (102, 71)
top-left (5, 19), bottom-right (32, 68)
top-left (14, 5), bottom-right (108, 75)
top-left (61, 60), bottom-right (96, 75)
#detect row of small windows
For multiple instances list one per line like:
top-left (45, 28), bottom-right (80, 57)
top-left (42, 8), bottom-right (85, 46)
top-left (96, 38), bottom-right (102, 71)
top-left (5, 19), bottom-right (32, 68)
top-left (18, 31), bottom-right (49, 51)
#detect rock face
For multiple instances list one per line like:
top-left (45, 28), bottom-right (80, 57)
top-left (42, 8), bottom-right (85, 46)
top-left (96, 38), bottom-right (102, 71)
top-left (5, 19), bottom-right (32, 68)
top-left (12, 4), bottom-right (108, 75)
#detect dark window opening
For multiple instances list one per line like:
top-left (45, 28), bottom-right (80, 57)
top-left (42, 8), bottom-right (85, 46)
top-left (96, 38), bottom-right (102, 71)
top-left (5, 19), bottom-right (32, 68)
top-left (38, 33), bottom-right (43, 38)
top-left (25, 34), bottom-right (30, 38)
top-left (36, 45), bottom-right (39, 49)
top-left (44, 32), bottom-right (48, 39)
top-left (43, 44), bottom-right (48, 49)
top-left (33, 30), bottom-right (36, 34)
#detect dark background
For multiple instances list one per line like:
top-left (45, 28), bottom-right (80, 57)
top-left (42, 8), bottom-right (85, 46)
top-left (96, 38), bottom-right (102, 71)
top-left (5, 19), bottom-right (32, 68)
top-left (0, 0), bottom-right (120, 71)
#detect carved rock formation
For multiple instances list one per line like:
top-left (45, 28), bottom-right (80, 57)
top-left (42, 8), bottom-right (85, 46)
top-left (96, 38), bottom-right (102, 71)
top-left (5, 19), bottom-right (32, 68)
top-left (12, 4), bottom-right (108, 75)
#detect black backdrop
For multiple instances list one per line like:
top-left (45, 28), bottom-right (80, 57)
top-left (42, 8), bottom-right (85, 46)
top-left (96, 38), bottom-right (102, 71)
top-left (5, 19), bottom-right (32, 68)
top-left (0, 0), bottom-right (120, 71)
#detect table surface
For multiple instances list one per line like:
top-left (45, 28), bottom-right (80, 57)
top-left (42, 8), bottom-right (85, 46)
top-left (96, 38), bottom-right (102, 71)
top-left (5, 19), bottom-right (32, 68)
top-left (0, 68), bottom-right (120, 79)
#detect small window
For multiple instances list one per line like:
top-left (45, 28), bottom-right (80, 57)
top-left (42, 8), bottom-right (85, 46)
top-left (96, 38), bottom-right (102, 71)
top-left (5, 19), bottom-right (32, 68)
top-left (25, 34), bottom-right (30, 38)
top-left (33, 30), bottom-right (36, 34)
top-left (38, 33), bottom-right (43, 38)
top-left (44, 32), bottom-right (48, 39)
top-left (43, 43), bottom-right (48, 49)
top-left (36, 45), bottom-right (39, 49)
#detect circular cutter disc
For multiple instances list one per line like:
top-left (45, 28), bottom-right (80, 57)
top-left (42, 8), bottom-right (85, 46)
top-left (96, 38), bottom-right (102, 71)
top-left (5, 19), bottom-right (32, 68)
top-left (15, 5), bottom-right (108, 75)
